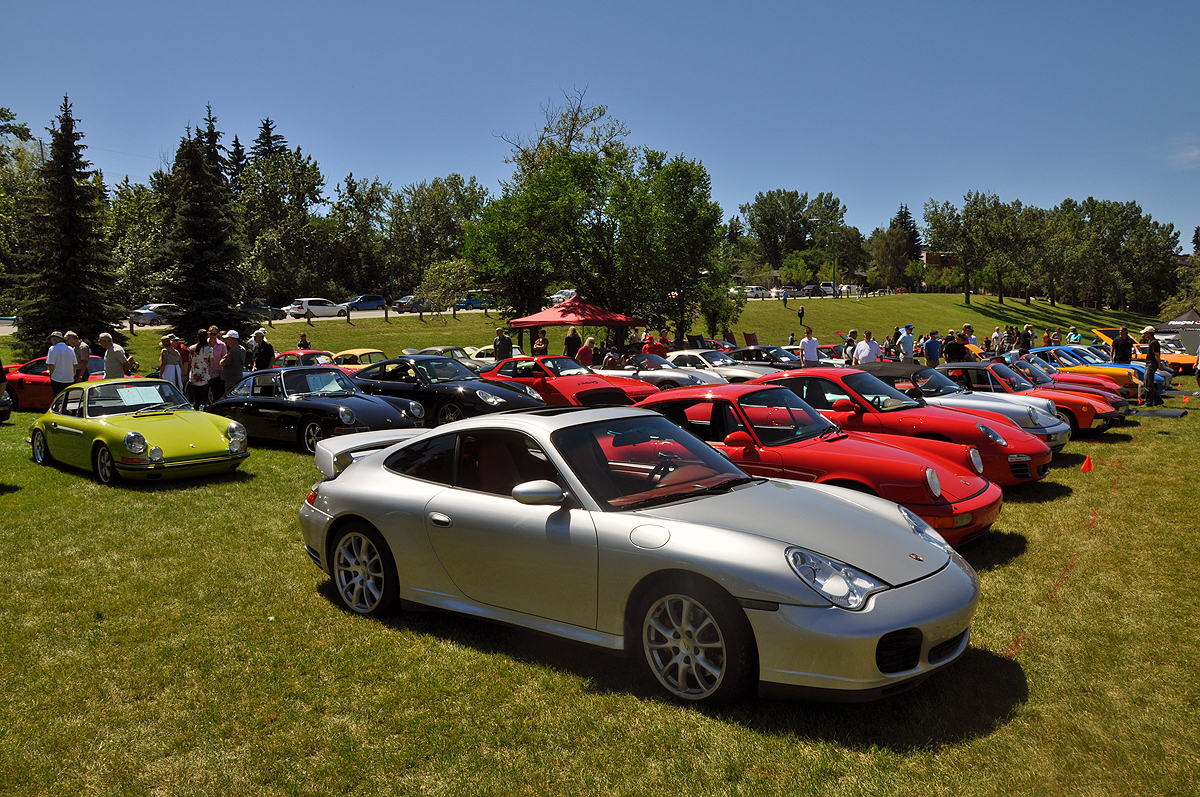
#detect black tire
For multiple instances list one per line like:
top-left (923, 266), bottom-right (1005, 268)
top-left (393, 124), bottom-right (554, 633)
top-left (6, 387), bottom-right (19, 411)
top-left (273, 311), bottom-right (285, 320)
top-left (658, 381), bottom-right (679, 390)
top-left (299, 418), bottom-right (324, 454)
top-left (337, 310), bottom-right (347, 317)
top-left (30, 429), bottom-right (51, 464)
top-left (635, 575), bottom-right (756, 706)
top-left (436, 402), bottom-right (464, 425)
top-left (329, 521), bottom-right (399, 615)
top-left (1055, 408), bottom-right (1079, 435)
top-left (93, 444), bottom-right (120, 485)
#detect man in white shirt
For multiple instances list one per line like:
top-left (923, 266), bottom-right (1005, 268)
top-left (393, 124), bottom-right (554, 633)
top-left (46, 331), bottom-right (77, 396)
top-left (853, 330), bottom-right (883, 365)
top-left (797, 328), bottom-right (820, 367)
top-left (898, 324), bottom-right (915, 362)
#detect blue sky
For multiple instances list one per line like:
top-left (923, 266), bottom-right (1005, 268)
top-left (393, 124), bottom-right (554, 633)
top-left (4, 1), bottom-right (1197, 243)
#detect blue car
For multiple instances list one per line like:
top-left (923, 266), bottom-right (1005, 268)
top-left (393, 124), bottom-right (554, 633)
top-left (339, 295), bottom-right (388, 311)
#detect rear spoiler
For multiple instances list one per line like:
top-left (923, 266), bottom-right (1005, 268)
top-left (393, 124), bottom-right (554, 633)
top-left (314, 429), bottom-right (427, 479)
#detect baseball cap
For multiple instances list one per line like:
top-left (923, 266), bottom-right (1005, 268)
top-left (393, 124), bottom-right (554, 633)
top-left (904, 323), bottom-right (913, 329)
top-left (224, 330), bottom-right (240, 339)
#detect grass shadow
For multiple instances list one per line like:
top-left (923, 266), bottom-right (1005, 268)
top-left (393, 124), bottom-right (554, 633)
top-left (960, 529), bottom-right (1026, 572)
top-left (315, 581), bottom-right (1025, 749)
top-left (1051, 451), bottom-right (1086, 468)
top-left (0, 483), bottom-right (19, 495)
top-left (1001, 479), bottom-right (1073, 504)
top-left (1075, 431), bottom-right (1137, 445)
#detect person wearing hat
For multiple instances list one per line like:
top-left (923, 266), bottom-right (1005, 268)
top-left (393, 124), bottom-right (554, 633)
top-left (1066, 326), bottom-right (1082, 344)
top-left (1140, 326), bottom-right (1163, 406)
top-left (252, 329), bottom-right (275, 371)
top-left (1018, 324), bottom-right (1034, 353)
top-left (46, 332), bottom-right (76, 397)
top-left (943, 332), bottom-right (968, 363)
top-left (159, 334), bottom-right (183, 390)
top-left (1111, 326), bottom-right (1134, 364)
top-left (898, 324), bottom-right (915, 362)
top-left (842, 329), bottom-right (858, 364)
top-left (98, 332), bottom-right (132, 379)
top-left (220, 330), bottom-right (245, 387)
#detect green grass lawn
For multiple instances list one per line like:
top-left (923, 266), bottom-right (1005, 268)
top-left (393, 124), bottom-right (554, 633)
top-left (2, 296), bottom-right (1197, 796)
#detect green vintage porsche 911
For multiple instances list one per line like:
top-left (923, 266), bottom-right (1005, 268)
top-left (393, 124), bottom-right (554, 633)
top-left (28, 378), bottom-right (250, 484)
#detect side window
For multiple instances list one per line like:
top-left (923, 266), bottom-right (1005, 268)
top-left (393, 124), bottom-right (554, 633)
top-left (384, 434), bottom-right (456, 485)
top-left (497, 361), bottom-right (517, 377)
top-left (227, 377), bottom-right (252, 397)
top-left (62, 388), bottom-right (85, 417)
top-left (457, 430), bottom-right (560, 497)
top-left (790, 378), bottom-right (850, 410)
top-left (50, 391), bottom-right (68, 414)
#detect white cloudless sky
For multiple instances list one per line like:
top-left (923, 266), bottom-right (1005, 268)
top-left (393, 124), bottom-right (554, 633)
top-left (3, 0), bottom-right (1197, 243)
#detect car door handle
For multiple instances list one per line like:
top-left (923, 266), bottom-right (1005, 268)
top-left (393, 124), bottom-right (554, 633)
top-left (428, 512), bottom-right (452, 528)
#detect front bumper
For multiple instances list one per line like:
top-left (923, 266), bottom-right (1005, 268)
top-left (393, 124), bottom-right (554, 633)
top-left (749, 556), bottom-right (979, 698)
top-left (115, 450), bottom-right (249, 479)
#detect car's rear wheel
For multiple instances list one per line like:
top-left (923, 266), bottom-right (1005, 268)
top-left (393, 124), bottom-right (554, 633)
top-left (330, 522), bottom-right (398, 615)
top-left (299, 418), bottom-right (324, 454)
top-left (436, 402), bottom-right (464, 425)
top-left (636, 576), bottom-right (755, 706)
top-left (658, 380), bottom-right (679, 390)
top-left (30, 429), bottom-right (51, 464)
top-left (337, 310), bottom-right (347, 317)
top-left (6, 387), bottom-right (19, 411)
top-left (93, 445), bottom-right (119, 485)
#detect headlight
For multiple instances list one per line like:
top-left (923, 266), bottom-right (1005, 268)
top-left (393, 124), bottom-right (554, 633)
top-left (149, 446), bottom-right (164, 463)
top-left (523, 385), bottom-right (542, 400)
top-left (924, 466), bottom-right (942, 498)
top-left (899, 506), bottom-right (952, 553)
top-left (786, 547), bottom-right (889, 610)
top-left (408, 401), bottom-right (425, 419)
top-left (476, 389), bottom-right (505, 406)
top-left (338, 407), bottom-right (355, 425)
top-left (975, 423), bottom-right (1008, 447)
top-left (226, 422), bottom-right (247, 444)
top-left (124, 432), bottom-right (146, 454)
top-left (968, 447), bottom-right (984, 475)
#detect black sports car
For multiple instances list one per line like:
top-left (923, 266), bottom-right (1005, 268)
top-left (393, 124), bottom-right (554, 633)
top-left (350, 355), bottom-right (544, 425)
top-left (208, 366), bottom-right (425, 453)
top-left (728, 345), bottom-right (806, 370)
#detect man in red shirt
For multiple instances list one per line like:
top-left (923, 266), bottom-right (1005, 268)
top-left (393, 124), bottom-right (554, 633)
top-left (642, 335), bottom-right (667, 358)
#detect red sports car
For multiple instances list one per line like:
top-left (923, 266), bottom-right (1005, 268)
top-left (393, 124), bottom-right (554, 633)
top-left (751, 368), bottom-right (1053, 487)
top-left (5, 355), bottom-right (108, 412)
top-left (638, 384), bottom-right (1003, 546)
top-left (937, 361), bottom-right (1120, 435)
top-left (481, 356), bottom-right (659, 406)
top-left (1003, 356), bottom-right (1130, 417)
top-left (1019, 352), bottom-right (1126, 395)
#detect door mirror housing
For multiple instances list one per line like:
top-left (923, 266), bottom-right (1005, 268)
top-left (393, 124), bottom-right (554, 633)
top-left (512, 479), bottom-right (566, 505)
top-left (831, 398), bottom-right (860, 412)
top-left (723, 431), bottom-right (755, 449)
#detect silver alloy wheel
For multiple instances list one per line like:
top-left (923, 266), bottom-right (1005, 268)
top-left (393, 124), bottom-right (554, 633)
top-left (333, 531), bottom-right (386, 613)
top-left (31, 430), bottom-right (49, 464)
top-left (93, 446), bottom-right (117, 484)
top-left (437, 402), bottom-right (464, 424)
top-left (302, 421), bottom-right (323, 454)
top-left (643, 592), bottom-right (727, 701)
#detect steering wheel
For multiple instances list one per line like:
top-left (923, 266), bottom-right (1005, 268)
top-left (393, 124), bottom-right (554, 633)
top-left (645, 458), bottom-right (678, 488)
top-left (871, 395), bottom-right (884, 410)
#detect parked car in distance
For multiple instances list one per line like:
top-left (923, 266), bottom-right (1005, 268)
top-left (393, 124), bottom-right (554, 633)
top-left (300, 406), bottom-right (981, 705)
top-left (455, 292), bottom-right (498, 311)
top-left (391, 295), bottom-right (447, 313)
top-left (340, 295), bottom-right (388, 311)
top-left (129, 304), bottom-right (180, 326)
top-left (666, 349), bottom-right (780, 382)
top-left (5, 355), bottom-right (109, 412)
top-left (771, 286), bottom-right (799, 299)
top-left (417, 346), bottom-right (490, 373)
top-left (465, 343), bottom-right (525, 365)
top-left (287, 298), bottom-right (346, 318)
top-left (272, 350), bottom-right (337, 368)
top-left (332, 349), bottom-right (388, 371)
top-left (237, 301), bottom-right (287, 321)
top-left (730, 285), bottom-right (770, 299)
top-left (481, 356), bottom-right (658, 405)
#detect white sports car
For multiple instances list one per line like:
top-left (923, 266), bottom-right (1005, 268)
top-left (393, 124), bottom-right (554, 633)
top-left (298, 406), bottom-right (980, 705)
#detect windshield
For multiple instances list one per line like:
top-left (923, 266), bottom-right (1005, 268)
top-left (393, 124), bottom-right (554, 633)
top-left (541, 357), bottom-right (592, 376)
top-left (1068, 347), bottom-right (1106, 365)
top-left (989, 363), bottom-right (1035, 392)
top-left (282, 368), bottom-right (360, 396)
top-left (552, 415), bottom-right (752, 511)
top-left (1009, 359), bottom-right (1053, 386)
top-left (843, 372), bottom-right (922, 411)
top-left (632, 353), bottom-right (674, 369)
top-left (413, 357), bottom-right (478, 383)
top-left (739, 388), bottom-right (837, 446)
top-left (1029, 354), bottom-right (1060, 374)
top-left (908, 368), bottom-right (964, 397)
top-left (86, 381), bottom-right (190, 417)
top-left (700, 350), bottom-right (739, 367)
top-left (760, 345), bottom-right (801, 361)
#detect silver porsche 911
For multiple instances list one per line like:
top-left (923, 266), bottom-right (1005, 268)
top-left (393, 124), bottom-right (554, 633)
top-left (298, 406), bottom-right (980, 706)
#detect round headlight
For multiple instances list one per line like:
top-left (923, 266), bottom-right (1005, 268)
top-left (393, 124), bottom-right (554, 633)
top-left (975, 423), bottom-right (1009, 447)
top-left (476, 389), bottom-right (505, 406)
top-left (408, 401), bottom-right (425, 419)
top-left (338, 407), bottom-right (355, 425)
top-left (226, 422), bottom-right (247, 443)
top-left (149, 446), bottom-right (164, 463)
top-left (124, 432), bottom-right (146, 454)
top-left (968, 447), bottom-right (984, 475)
top-left (924, 466), bottom-right (942, 498)
top-left (786, 547), bottom-right (889, 610)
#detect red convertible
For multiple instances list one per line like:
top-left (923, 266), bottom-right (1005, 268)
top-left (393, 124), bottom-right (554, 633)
top-left (5, 355), bottom-right (108, 412)
top-left (481, 356), bottom-right (658, 406)
top-left (638, 384), bottom-right (1003, 546)
top-left (751, 368), bottom-right (1053, 487)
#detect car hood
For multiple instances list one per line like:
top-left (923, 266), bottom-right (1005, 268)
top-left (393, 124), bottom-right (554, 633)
top-left (99, 411), bottom-right (230, 456)
top-left (636, 479), bottom-right (948, 584)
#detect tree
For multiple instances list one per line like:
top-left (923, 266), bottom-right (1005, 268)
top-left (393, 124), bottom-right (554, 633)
top-left (108, 176), bottom-right (163, 309)
top-left (890, 204), bottom-right (923, 262)
top-left (870, 225), bottom-right (910, 288)
top-left (738, 189), bottom-right (811, 271)
top-left (500, 87), bottom-right (630, 188)
top-left (326, 172), bottom-right (391, 297)
top-left (0, 107), bottom-right (38, 309)
top-left (13, 97), bottom-right (124, 356)
top-left (923, 198), bottom-right (973, 304)
top-left (417, 258), bottom-right (474, 314)
top-left (386, 173), bottom-right (489, 295)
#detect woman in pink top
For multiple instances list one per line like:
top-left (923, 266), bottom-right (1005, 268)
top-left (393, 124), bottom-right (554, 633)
top-left (576, 337), bottom-right (595, 366)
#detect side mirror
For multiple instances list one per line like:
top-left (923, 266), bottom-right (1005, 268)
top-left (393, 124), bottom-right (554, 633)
top-left (831, 398), bottom-right (860, 412)
top-left (723, 431), bottom-right (755, 449)
top-left (512, 479), bottom-right (566, 506)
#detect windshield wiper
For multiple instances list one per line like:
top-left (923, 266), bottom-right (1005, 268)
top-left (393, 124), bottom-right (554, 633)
top-left (686, 476), bottom-right (763, 497)
top-left (134, 402), bottom-right (175, 414)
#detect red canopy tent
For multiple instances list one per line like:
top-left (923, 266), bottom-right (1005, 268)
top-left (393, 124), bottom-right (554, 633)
top-left (508, 295), bottom-right (646, 329)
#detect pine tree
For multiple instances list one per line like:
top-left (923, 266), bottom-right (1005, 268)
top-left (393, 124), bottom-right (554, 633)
top-left (890, 203), bottom-right (923, 262)
top-left (226, 135), bottom-right (246, 195)
top-left (159, 133), bottom-right (244, 336)
top-left (14, 97), bottom-right (124, 357)
top-left (250, 118), bottom-right (287, 160)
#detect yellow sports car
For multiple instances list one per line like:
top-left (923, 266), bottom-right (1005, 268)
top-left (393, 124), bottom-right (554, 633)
top-left (28, 378), bottom-right (249, 484)
top-left (1092, 328), bottom-right (1196, 374)
top-left (332, 349), bottom-right (388, 371)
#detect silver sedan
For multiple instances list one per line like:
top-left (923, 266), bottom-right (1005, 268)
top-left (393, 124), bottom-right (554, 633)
top-left (299, 407), bottom-right (980, 705)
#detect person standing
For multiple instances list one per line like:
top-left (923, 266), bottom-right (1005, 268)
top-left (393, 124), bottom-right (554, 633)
top-left (97, 332), bottom-right (131, 378)
top-left (796, 328), bottom-right (819, 367)
top-left (1018, 324), bottom-right (1033, 353)
top-left (159, 335), bottom-right (183, 390)
top-left (493, 327), bottom-right (513, 361)
top-left (1140, 326), bottom-right (1162, 406)
top-left (898, 324), bottom-right (915, 362)
top-left (562, 326), bottom-right (582, 359)
top-left (220, 330), bottom-right (245, 389)
top-left (787, 331), bottom-right (795, 346)
top-left (797, 304), bottom-right (805, 326)
top-left (531, 328), bottom-right (549, 356)
top-left (842, 330), bottom-right (858, 365)
top-left (576, 336), bottom-right (595, 366)
top-left (66, 331), bottom-right (91, 383)
top-left (853, 330), bottom-right (882, 365)
top-left (781, 290), bottom-right (788, 309)
top-left (962, 325), bottom-right (977, 346)
top-left (1051, 327), bottom-right (1063, 345)
top-left (206, 326), bottom-right (228, 402)
top-left (189, 329), bottom-right (213, 409)
top-left (47, 332), bottom-right (76, 396)
top-left (923, 330), bottom-right (941, 366)
top-left (991, 327), bottom-right (1002, 351)
top-left (252, 330), bottom-right (275, 371)
top-left (296, 332), bottom-right (312, 350)
top-left (1111, 327), bottom-right (1134, 363)
top-left (943, 332), bottom-right (969, 363)
top-left (1066, 326), bottom-right (1082, 344)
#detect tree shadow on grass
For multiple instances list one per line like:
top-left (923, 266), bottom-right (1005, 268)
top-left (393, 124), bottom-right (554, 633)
top-left (316, 583), bottom-right (1026, 750)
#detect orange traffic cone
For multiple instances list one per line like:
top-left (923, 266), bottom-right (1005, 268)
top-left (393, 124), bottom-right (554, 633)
top-left (1081, 455), bottom-right (1094, 473)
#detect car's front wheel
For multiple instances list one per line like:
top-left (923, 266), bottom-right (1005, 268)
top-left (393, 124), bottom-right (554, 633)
top-left (636, 576), bottom-right (755, 706)
top-left (31, 429), bottom-right (51, 464)
top-left (337, 310), bottom-right (347, 317)
top-left (299, 418), bottom-right (324, 454)
top-left (436, 402), bottom-right (464, 425)
top-left (1055, 408), bottom-right (1079, 435)
top-left (330, 522), bottom-right (398, 615)
top-left (93, 445), bottom-right (119, 485)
